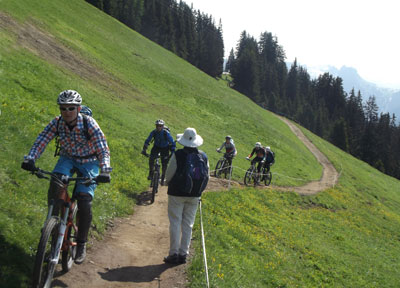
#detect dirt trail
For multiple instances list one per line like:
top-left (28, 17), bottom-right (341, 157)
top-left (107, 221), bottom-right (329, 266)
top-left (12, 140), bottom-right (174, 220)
top-left (52, 116), bottom-right (339, 287)
top-left (274, 116), bottom-right (339, 195)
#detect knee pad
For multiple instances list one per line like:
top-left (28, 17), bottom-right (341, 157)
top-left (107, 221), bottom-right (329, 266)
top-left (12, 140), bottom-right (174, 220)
top-left (77, 193), bottom-right (93, 217)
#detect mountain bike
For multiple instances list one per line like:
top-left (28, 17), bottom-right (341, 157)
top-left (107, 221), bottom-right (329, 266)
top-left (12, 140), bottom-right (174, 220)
top-left (142, 152), bottom-right (160, 203)
top-left (214, 152), bottom-right (232, 179)
top-left (30, 167), bottom-right (99, 288)
top-left (244, 158), bottom-right (260, 186)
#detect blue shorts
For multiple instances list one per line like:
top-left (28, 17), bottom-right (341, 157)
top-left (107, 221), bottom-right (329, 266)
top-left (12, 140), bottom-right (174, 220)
top-left (53, 156), bottom-right (99, 198)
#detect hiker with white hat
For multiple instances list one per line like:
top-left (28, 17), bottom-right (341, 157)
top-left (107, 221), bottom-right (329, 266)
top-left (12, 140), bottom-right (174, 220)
top-left (163, 128), bottom-right (209, 264)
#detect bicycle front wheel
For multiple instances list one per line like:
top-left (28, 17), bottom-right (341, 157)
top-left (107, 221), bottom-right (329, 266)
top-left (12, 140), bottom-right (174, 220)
top-left (62, 204), bottom-right (78, 272)
top-left (151, 169), bottom-right (159, 203)
top-left (244, 168), bottom-right (254, 186)
top-left (32, 216), bottom-right (59, 288)
top-left (214, 160), bottom-right (224, 178)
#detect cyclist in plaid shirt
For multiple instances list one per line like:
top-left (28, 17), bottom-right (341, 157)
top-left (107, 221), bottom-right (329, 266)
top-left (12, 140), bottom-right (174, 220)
top-left (22, 90), bottom-right (111, 264)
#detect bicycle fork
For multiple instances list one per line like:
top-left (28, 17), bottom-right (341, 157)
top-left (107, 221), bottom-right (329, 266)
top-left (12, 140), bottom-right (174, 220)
top-left (50, 203), bottom-right (70, 265)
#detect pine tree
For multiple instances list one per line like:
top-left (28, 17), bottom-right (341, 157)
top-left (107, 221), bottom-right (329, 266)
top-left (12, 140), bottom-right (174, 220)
top-left (225, 48), bottom-right (235, 73)
top-left (330, 117), bottom-right (349, 152)
top-left (231, 31), bottom-right (260, 101)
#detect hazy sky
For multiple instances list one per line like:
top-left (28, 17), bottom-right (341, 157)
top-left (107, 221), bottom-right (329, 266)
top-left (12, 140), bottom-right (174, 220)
top-left (189, 0), bottom-right (400, 89)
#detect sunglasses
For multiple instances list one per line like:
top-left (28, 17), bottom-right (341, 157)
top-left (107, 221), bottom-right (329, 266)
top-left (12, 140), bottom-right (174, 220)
top-left (60, 107), bottom-right (77, 112)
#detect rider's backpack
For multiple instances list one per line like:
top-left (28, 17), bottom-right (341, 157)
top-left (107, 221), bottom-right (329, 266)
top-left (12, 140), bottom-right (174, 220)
top-left (54, 105), bottom-right (92, 157)
top-left (265, 147), bottom-right (275, 163)
top-left (173, 150), bottom-right (209, 196)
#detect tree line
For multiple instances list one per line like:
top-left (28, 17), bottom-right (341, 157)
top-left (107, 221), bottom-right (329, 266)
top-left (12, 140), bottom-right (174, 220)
top-left (85, 0), bottom-right (224, 77)
top-left (85, 0), bottom-right (399, 179)
top-left (227, 31), bottom-right (400, 179)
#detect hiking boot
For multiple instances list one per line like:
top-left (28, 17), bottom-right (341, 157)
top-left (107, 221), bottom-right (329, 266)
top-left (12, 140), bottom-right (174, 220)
top-left (75, 243), bottom-right (86, 264)
top-left (178, 254), bottom-right (187, 264)
top-left (163, 253), bottom-right (179, 264)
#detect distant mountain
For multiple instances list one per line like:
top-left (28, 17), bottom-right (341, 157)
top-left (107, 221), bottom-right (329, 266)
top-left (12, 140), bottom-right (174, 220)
top-left (305, 65), bottom-right (400, 118)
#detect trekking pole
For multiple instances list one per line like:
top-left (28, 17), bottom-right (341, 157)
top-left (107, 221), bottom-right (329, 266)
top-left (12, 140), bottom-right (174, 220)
top-left (199, 198), bottom-right (210, 288)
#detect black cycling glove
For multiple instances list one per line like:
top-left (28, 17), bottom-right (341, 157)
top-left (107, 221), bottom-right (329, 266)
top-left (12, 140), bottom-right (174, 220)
top-left (21, 159), bottom-right (36, 172)
top-left (97, 172), bottom-right (111, 183)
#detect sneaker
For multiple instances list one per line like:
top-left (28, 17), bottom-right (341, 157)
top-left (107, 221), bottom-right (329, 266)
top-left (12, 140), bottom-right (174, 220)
top-left (160, 179), bottom-right (165, 186)
top-left (75, 243), bottom-right (86, 264)
top-left (163, 253), bottom-right (179, 264)
top-left (178, 254), bottom-right (187, 264)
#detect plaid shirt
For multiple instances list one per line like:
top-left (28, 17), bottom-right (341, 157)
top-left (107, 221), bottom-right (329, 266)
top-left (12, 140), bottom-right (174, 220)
top-left (25, 114), bottom-right (112, 173)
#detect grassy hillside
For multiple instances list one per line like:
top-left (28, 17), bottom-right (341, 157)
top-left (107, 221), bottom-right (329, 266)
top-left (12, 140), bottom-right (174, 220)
top-left (0, 0), bottom-right (399, 287)
top-left (190, 126), bottom-right (400, 287)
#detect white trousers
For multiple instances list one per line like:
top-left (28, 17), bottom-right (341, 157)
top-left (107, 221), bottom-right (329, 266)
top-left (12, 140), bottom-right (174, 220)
top-left (168, 195), bottom-right (199, 256)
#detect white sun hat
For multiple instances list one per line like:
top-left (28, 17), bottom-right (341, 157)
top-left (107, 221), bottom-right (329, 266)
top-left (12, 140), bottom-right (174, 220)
top-left (177, 127), bottom-right (203, 147)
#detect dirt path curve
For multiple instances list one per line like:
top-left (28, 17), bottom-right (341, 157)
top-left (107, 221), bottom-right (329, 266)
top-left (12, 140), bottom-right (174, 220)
top-left (274, 116), bottom-right (339, 195)
top-left (52, 116), bottom-right (339, 287)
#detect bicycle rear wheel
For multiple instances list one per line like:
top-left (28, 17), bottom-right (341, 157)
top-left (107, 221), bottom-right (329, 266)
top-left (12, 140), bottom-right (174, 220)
top-left (244, 168), bottom-right (254, 186)
top-left (151, 168), bottom-right (159, 203)
top-left (214, 160), bottom-right (224, 178)
top-left (32, 216), bottom-right (59, 288)
top-left (264, 171), bottom-right (272, 186)
top-left (62, 204), bottom-right (78, 272)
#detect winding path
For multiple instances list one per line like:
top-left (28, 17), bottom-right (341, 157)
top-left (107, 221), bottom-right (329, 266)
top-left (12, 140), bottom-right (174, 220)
top-left (52, 116), bottom-right (339, 287)
top-left (275, 116), bottom-right (339, 195)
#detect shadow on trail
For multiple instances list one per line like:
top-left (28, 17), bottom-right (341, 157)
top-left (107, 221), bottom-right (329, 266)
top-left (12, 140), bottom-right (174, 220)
top-left (120, 187), bottom-right (154, 206)
top-left (0, 233), bottom-right (33, 288)
top-left (51, 278), bottom-right (68, 287)
top-left (98, 263), bottom-right (176, 283)
top-left (134, 190), bottom-right (154, 206)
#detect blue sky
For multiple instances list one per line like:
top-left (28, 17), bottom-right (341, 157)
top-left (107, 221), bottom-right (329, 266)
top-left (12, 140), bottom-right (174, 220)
top-left (189, 0), bottom-right (400, 89)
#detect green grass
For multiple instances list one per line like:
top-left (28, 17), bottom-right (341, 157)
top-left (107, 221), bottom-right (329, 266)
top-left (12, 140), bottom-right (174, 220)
top-left (0, 0), bottom-right (399, 287)
top-left (189, 126), bottom-right (400, 287)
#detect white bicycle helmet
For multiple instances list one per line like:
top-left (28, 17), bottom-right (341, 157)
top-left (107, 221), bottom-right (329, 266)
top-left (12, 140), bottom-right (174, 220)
top-left (255, 142), bottom-right (262, 148)
top-left (225, 135), bottom-right (232, 140)
top-left (57, 90), bottom-right (82, 105)
top-left (266, 146), bottom-right (271, 151)
top-left (155, 119), bottom-right (165, 125)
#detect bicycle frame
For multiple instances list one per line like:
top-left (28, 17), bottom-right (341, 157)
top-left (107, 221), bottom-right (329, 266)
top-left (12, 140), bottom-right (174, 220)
top-left (244, 159), bottom-right (260, 186)
top-left (40, 173), bottom-right (81, 265)
top-left (142, 152), bottom-right (161, 203)
top-left (154, 153), bottom-right (161, 176)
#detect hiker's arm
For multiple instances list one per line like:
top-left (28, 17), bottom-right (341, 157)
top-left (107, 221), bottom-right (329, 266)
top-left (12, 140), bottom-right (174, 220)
top-left (167, 132), bottom-right (176, 152)
top-left (165, 153), bottom-right (177, 184)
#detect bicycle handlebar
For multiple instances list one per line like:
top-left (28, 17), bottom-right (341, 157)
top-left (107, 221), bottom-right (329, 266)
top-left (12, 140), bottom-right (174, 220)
top-left (141, 151), bottom-right (161, 158)
top-left (32, 167), bottom-right (99, 186)
top-left (141, 151), bottom-right (150, 158)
